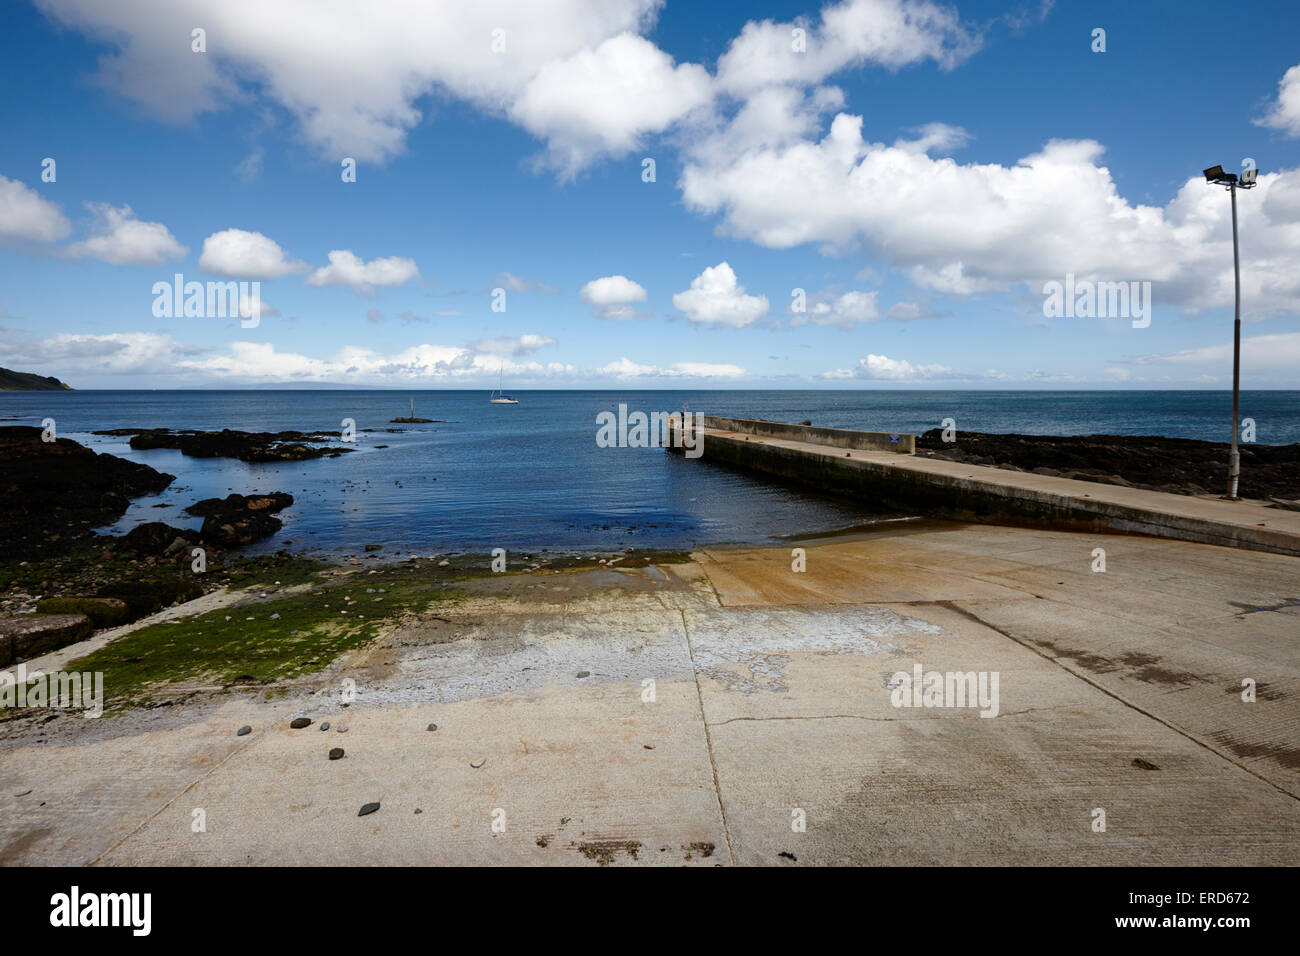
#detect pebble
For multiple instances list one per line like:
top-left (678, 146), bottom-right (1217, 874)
top-left (438, 560), bottom-right (450, 567)
top-left (576, 671), bottom-right (590, 678)
top-left (337, 726), bottom-right (349, 733)
top-left (236, 725), bottom-right (252, 736)
top-left (426, 722), bottom-right (438, 732)
top-left (644, 744), bottom-right (655, 750)
top-left (320, 721), bottom-right (330, 731)
top-left (470, 758), bottom-right (486, 769)
top-left (289, 717), bottom-right (311, 729)
top-left (269, 613), bottom-right (281, 620)
top-left (328, 748), bottom-right (345, 760)
top-left (358, 802), bottom-right (380, 816)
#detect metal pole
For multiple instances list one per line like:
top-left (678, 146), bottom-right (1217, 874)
top-left (1228, 183), bottom-right (1241, 499)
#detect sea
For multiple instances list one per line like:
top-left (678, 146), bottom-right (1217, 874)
top-left (2, 390), bottom-right (1296, 558)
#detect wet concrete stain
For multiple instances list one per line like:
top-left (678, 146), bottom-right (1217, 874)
top-left (1031, 642), bottom-right (1205, 687)
top-left (0, 827), bottom-right (53, 864)
top-left (1210, 731), bottom-right (1300, 770)
top-left (1228, 597), bottom-right (1300, 615)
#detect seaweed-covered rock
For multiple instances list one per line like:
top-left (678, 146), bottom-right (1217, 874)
top-left (94, 578), bottom-right (202, 620)
top-left (34, 596), bottom-right (130, 628)
top-left (0, 613), bottom-right (93, 666)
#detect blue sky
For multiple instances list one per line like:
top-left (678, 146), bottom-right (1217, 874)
top-left (1, 0), bottom-right (1299, 389)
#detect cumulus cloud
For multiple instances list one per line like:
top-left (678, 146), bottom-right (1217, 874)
top-left (65, 202), bottom-right (186, 266)
top-left (306, 250), bottom-right (420, 296)
top-left (199, 228), bottom-right (307, 279)
top-left (0, 174), bottom-right (71, 242)
top-left (579, 274), bottom-right (649, 319)
top-left (672, 262), bottom-right (769, 328)
top-left (682, 108), bottom-right (1300, 317)
top-left (715, 0), bottom-right (981, 96)
top-left (35, 0), bottom-right (664, 170)
top-left (823, 353), bottom-right (952, 380)
top-left (511, 33), bottom-right (712, 176)
top-left (33, 0), bottom-right (983, 178)
top-left (1257, 64), bottom-right (1300, 137)
top-left (793, 289), bottom-right (880, 327)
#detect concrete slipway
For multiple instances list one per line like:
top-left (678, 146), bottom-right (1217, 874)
top-left (2, 521), bottom-right (1297, 866)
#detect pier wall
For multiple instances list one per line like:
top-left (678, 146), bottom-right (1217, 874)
top-left (669, 419), bottom-right (1300, 557)
top-left (699, 416), bottom-right (915, 453)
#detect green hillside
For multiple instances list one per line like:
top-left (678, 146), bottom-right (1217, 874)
top-left (0, 366), bottom-right (73, 390)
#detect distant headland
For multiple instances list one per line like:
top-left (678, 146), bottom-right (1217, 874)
top-left (0, 366), bottom-right (73, 390)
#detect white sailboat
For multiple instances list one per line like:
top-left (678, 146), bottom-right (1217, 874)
top-left (489, 364), bottom-right (518, 404)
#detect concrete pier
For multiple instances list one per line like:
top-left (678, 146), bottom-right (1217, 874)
top-left (670, 416), bottom-right (1300, 557)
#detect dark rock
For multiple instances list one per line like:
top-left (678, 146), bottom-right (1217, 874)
top-left (188, 493), bottom-right (294, 547)
top-left (426, 722), bottom-right (438, 731)
top-left (289, 717), bottom-right (312, 729)
top-left (0, 426), bottom-right (174, 561)
top-left (328, 747), bottom-right (345, 760)
top-left (576, 671), bottom-right (590, 678)
top-left (915, 428), bottom-right (1300, 500)
top-left (119, 521), bottom-right (197, 556)
top-left (125, 428), bottom-right (350, 462)
top-left (358, 801), bottom-right (380, 816)
top-left (237, 725), bottom-right (252, 736)
top-left (320, 721), bottom-right (330, 731)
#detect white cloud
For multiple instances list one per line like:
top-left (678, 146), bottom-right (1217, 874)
top-left (35, 0), bottom-right (664, 170)
top-left (0, 328), bottom-right (198, 375)
top-left (65, 202), bottom-right (186, 266)
top-left (467, 334), bottom-right (556, 357)
top-left (493, 271), bottom-right (558, 294)
top-left (793, 289), bottom-right (880, 327)
top-left (715, 0), bottom-right (980, 97)
top-left (598, 356), bottom-right (745, 379)
top-left (579, 274), bottom-right (649, 319)
top-left (511, 33), bottom-right (712, 176)
top-left (682, 108), bottom-right (1300, 317)
top-left (1133, 331), bottom-right (1300, 377)
top-left (199, 228), bottom-right (307, 279)
top-left (824, 353), bottom-right (952, 380)
top-left (0, 174), bottom-right (71, 242)
top-left (672, 262), bottom-right (769, 327)
top-left (306, 250), bottom-right (420, 296)
top-left (235, 148), bottom-right (265, 182)
top-left (178, 339), bottom-right (575, 384)
top-left (1257, 64), bottom-right (1300, 137)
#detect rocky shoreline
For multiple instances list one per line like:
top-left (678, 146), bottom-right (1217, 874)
top-left (916, 429), bottom-right (1300, 502)
top-left (94, 427), bottom-right (353, 462)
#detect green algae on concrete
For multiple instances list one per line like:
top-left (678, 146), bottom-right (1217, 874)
top-left (63, 568), bottom-right (468, 709)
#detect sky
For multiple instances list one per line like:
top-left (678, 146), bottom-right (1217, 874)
top-left (1, 0), bottom-right (1299, 390)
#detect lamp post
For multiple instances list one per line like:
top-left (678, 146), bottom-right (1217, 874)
top-left (1203, 163), bottom-right (1257, 500)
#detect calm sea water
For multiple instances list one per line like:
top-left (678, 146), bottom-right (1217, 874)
top-left (2, 390), bottom-right (1296, 557)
